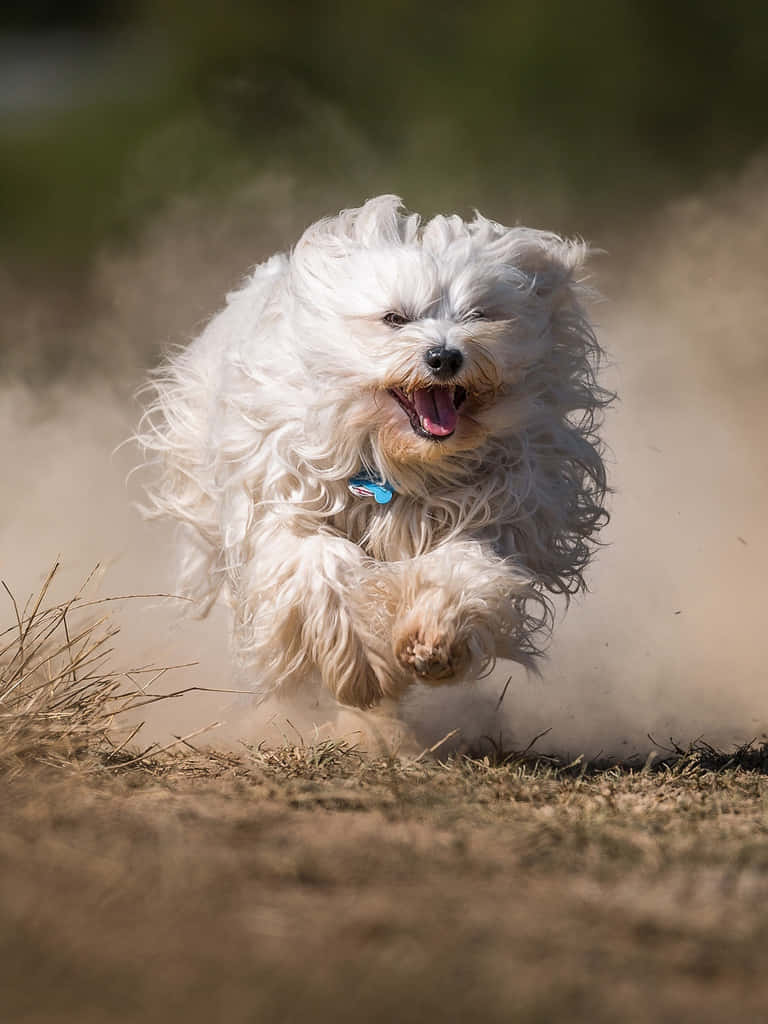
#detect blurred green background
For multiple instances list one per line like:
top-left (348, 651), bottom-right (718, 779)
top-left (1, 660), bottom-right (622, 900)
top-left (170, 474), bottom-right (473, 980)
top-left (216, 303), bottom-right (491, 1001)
top-left (2, 0), bottom-right (767, 269)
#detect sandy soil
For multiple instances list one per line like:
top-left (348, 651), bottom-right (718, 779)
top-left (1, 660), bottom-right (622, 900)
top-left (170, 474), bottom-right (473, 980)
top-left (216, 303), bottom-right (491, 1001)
top-left (4, 746), bottom-right (768, 1024)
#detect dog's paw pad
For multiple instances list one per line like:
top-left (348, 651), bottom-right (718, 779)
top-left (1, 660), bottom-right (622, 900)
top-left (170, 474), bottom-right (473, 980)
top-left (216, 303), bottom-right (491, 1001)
top-left (410, 640), bottom-right (455, 678)
top-left (395, 632), bottom-right (464, 681)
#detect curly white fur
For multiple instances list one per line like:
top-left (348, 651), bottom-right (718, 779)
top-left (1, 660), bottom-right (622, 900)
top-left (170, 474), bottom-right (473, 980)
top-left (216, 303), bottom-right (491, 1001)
top-left (137, 196), bottom-right (610, 709)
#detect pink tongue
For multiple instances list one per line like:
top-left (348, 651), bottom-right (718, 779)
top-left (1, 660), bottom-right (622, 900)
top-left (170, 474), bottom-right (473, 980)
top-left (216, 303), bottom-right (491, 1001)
top-left (413, 387), bottom-right (458, 436)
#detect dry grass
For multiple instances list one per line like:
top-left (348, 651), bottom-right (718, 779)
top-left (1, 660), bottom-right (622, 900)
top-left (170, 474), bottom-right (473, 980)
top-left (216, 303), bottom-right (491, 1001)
top-left (3, 572), bottom-right (768, 1023)
top-left (0, 563), bottom-right (135, 770)
top-left (0, 563), bottom-right (232, 775)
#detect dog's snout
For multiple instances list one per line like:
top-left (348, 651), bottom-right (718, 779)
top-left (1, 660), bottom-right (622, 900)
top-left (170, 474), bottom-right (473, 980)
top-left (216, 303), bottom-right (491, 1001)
top-left (424, 346), bottom-right (463, 378)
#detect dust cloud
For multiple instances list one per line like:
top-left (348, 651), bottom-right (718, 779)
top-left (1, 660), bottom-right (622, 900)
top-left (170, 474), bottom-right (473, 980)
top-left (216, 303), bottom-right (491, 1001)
top-left (2, 165), bottom-right (767, 759)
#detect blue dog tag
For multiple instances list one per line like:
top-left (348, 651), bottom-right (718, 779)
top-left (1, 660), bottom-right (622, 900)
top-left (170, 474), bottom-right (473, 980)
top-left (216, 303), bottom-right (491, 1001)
top-left (348, 472), bottom-right (395, 505)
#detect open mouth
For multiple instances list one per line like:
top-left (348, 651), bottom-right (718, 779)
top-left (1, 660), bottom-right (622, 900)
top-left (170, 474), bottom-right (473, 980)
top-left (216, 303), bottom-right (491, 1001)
top-left (388, 385), bottom-right (467, 440)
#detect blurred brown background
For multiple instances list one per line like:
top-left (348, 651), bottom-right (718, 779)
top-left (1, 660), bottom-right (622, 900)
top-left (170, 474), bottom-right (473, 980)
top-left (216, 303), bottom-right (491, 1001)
top-left (3, 1), bottom-right (767, 288)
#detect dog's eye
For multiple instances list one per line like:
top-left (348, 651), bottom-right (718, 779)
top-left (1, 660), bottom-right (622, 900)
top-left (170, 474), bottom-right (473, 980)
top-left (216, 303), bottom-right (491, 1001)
top-left (382, 312), bottom-right (411, 328)
top-left (464, 309), bottom-right (487, 322)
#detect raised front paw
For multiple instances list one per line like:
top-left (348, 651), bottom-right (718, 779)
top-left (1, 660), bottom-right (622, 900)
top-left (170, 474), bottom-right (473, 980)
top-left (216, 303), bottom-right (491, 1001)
top-left (393, 615), bottom-right (469, 684)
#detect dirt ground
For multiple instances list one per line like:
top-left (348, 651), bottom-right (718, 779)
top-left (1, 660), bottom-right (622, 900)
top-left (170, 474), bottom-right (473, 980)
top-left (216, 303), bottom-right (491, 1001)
top-left (4, 741), bottom-right (768, 1024)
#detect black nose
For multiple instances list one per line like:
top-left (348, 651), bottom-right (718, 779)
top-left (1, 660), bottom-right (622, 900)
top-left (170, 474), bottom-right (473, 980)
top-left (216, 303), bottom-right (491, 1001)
top-left (424, 346), bottom-right (463, 378)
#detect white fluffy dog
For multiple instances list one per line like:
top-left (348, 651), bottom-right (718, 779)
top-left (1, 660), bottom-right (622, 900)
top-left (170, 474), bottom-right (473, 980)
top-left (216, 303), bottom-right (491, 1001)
top-left (138, 196), bottom-right (609, 711)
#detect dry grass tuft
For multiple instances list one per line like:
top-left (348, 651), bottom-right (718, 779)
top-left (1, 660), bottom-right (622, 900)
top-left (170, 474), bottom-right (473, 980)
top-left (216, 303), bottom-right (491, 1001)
top-left (458, 726), bottom-right (768, 779)
top-left (0, 563), bottom-right (129, 771)
top-left (0, 562), bottom-right (224, 775)
top-left (244, 736), bottom-right (366, 778)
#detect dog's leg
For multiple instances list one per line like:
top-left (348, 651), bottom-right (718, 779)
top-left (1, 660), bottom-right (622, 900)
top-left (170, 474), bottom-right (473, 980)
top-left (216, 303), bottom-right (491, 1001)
top-left (334, 696), bottom-right (420, 756)
top-left (234, 532), bottom-right (395, 709)
top-left (386, 541), bottom-right (539, 685)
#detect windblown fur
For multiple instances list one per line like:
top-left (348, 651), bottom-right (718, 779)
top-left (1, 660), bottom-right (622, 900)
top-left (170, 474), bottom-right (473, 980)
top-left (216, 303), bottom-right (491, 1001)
top-left (137, 196), bottom-right (611, 709)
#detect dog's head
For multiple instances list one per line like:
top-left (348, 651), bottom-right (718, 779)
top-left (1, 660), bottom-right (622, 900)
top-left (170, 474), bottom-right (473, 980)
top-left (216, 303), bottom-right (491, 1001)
top-left (272, 196), bottom-right (610, 593)
top-left (286, 196), bottom-right (602, 475)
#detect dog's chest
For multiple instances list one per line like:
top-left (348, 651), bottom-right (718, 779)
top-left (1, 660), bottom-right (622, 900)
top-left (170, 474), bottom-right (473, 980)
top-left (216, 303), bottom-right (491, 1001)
top-left (336, 487), bottom-right (504, 562)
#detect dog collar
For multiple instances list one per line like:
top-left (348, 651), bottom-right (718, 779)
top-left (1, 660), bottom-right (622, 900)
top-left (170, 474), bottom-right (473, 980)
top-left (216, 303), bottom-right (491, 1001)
top-left (348, 471), bottom-right (395, 505)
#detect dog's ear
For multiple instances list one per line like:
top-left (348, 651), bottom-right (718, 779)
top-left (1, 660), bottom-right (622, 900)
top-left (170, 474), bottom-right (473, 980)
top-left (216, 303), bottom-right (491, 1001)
top-left (470, 213), bottom-right (590, 296)
top-left (490, 231), bottom-right (610, 597)
top-left (506, 233), bottom-right (591, 306)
